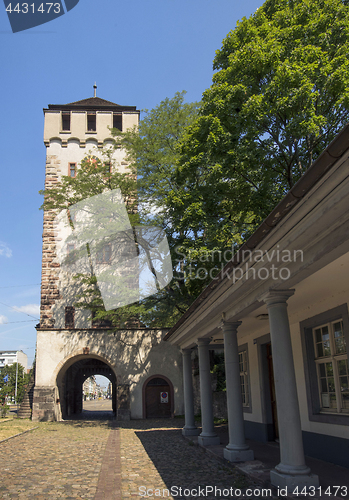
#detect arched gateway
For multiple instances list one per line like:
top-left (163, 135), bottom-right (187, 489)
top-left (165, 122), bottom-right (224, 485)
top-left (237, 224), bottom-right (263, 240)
top-left (33, 93), bottom-right (183, 422)
top-left (57, 355), bottom-right (117, 419)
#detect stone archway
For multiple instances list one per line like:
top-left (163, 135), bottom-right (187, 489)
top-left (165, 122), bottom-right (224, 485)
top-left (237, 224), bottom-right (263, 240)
top-left (57, 356), bottom-right (117, 420)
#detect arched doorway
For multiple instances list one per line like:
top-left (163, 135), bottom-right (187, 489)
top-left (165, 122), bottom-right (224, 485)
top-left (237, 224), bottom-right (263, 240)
top-left (58, 357), bottom-right (117, 419)
top-left (143, 375), bottom-right (174, 418)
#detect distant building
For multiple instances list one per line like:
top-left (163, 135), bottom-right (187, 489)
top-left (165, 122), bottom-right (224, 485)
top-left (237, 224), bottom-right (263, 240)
top-left (82, 376), bottom-right (97, 399)
top-left (0, 350), bottom-right (28, 373)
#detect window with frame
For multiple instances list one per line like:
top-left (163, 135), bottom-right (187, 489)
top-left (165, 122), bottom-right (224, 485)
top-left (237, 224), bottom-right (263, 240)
top-left (113, 113), bottom-right (122, 131)
top-left (68, 163), bottom-right (76, 178)
top-left (96, 243), bottom-right (112, 264)
top-left (313, 320), bottom-right (349, 413)
top-left (301, 304), bottom-right (349, 424)
top-left (62, 111), bottom-right (70, 131)
top-left (87, 112), bottom-right (96, 131)
top-left (239, 349), bottom-right (250, 407)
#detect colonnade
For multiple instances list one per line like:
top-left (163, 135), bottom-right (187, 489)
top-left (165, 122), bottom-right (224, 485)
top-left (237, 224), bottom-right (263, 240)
top-left (180, 289), bottom-right (319, 489)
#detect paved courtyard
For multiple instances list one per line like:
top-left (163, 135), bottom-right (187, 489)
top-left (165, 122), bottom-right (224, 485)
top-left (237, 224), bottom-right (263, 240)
top-left (0, 416), bottom-right (265, 500)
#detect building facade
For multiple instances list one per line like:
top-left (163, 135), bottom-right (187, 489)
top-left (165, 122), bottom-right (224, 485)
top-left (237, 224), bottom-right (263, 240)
top-left (33, 90), bottom-right (183, 421)
top-left (165, 125), bottom-right (349, 488)
top-left (0, 350), bottom-right (28, 372)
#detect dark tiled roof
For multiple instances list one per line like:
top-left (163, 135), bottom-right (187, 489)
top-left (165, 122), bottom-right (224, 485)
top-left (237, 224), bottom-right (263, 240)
top-left (45, 96), bottom-right (138, 112)
top-left (66, 97), bottom-right (121, 107)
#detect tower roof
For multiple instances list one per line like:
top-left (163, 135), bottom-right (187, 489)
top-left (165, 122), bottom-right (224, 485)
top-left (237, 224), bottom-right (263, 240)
top-left (44, 96), bottom-right (138, 112)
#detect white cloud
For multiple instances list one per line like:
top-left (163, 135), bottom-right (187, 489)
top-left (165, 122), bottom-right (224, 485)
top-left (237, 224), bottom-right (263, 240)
top-left (0, 315), bottom-right (8, 324)
top-left (13, 304), bottom-right (40, 317)
top-left (0, 241), bottom-right (12, 258)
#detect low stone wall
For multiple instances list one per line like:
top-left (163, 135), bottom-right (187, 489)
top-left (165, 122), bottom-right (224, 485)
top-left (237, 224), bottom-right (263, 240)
top-left (193, 372), bottom-right (227, 420)
top-left (212, 391), bottom-right (228, 419)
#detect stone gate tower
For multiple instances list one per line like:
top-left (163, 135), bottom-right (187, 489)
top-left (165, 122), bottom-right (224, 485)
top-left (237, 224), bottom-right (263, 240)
top-left (33, 89), bottom-right (183, 421)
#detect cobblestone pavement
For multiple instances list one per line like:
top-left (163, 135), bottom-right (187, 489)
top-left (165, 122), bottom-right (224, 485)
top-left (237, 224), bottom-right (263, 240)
top-left (0, 417), bottom-right (265, 500)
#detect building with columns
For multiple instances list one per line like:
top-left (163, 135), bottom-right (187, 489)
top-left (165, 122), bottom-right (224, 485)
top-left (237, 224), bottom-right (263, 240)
top-left (33, 89), bottom-right (183, 421)
top-left (164, 124), bottom-right (349, 488)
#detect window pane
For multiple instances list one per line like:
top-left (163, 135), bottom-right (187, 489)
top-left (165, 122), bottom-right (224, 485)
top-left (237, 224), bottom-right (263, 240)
top-left (330, 393), bottom-right (337, 409)
top-left (321, 378), bottom-right (328, 392)
top-left (328, 377), bottom-right (335, 392)
top-left (342, 393), bottom-right (349, 410)
top-left (333, 321), bottom-right (343, 337)
top-left (323, 340), bottom-right (331, 356)
top-left (338, 359), bottom-right (348, 376)
top-left (87, 114), bottom-right (96, 131)
top-left (322, 326), bottom-right (329, 340)
top-left (333, 320), bottom-right (347, 354)
top-left (321, 393), bottom-right (330, 408)
top-left (326, 362), bottom-right (333, 376)
top-left (317, 343), bottom-right (324, 357)
top-left (315, 329), bottom-right (322, 343)
top-left (319, 363), bottom-right (326, 377)
top-left (335, 338), bottom-right (346, 354)
top-left (339, 376), bottom-right (348, 390)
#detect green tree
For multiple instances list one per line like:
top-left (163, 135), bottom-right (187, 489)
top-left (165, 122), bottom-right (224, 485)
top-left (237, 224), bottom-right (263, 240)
top-left (118, 91), bottom-right (201, 325)
top-left (0, 364), bottom-right (30, 404)
top-left (175, 0), bottom-right (349, 247)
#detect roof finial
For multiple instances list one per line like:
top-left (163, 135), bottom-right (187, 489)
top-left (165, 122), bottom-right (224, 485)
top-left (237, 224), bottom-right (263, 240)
top-left (93, 82), bottom-right (97, 98)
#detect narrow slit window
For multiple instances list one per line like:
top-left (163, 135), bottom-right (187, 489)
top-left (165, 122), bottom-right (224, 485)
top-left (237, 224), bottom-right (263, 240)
top-left (69, 163), bottom-right (76, 178)
top-left (65, 306), bottom-right (75, 329)
top-left (62, 112), bottom-right (71, 131)
top-left (113, 113), bottom-right (122, 131)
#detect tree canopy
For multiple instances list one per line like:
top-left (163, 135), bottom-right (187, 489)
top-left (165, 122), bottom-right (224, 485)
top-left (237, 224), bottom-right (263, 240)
top-left (0, 363), bottom-right (30, 404)
top-left (174, 0), bottom-right (349, 245)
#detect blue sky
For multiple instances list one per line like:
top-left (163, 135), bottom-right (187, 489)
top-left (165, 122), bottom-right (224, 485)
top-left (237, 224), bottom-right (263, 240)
top-left (0, 0), bottom-right (262, 368)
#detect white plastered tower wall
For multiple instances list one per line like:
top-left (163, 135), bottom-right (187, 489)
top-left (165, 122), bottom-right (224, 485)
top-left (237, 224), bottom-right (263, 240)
top-left (33, 93), bottom-right (184, 421)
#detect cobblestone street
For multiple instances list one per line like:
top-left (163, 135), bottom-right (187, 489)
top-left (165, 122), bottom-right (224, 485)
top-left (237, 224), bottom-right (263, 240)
top-left (0, 417), bottom-right (261, 500)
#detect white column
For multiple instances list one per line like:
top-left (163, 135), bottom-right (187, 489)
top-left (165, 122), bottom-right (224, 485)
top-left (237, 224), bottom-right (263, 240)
top-left (196, 338), bottom-right (220, 446)
top-left (181, 349), bottom-right (200, 436)
top-left (221, 321), bottom-right (254, 462)
top-left (262, 289), bottom-right (319, 489)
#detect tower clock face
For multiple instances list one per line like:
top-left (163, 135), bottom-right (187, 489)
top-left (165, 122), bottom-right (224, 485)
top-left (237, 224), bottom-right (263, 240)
top-left (82, 155), bottom-right (102, 167)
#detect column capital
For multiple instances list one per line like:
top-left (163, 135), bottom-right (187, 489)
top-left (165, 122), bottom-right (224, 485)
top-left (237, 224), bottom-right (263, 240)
top-left (261, 289), bottom-right (295, 307)
top-left (196, 337), bottom-right (212, 347)
top-left (220, 320), bottom-right (242, 333)
top-left (181, 348), bottom-right (193, 356)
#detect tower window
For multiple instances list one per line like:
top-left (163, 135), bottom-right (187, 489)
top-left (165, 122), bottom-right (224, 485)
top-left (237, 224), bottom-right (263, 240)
top-left (113, 113), bottom-right (122, 131)
top-left (62, 112), bottom-right (70, 131)
top-left (65, 306), bottom-right (75, 329)
top-left (87, 113), bottom-right (96, 131)
top-left (96, 243), bottom-right (112, 264)
top-left (69, 163), bottom-right (76, 178)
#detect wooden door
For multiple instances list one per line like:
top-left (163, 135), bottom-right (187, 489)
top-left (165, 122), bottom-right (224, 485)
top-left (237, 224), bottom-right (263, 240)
top-left (266, 343), bottom-right (279, 440)
top-left (145, 378), bottom-right (171, 418)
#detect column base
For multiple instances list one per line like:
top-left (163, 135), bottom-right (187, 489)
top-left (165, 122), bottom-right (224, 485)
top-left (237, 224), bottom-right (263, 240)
top-left (270, 469), bottom-right (319, 490)
top-left (224, 447), bottom-right (254, 462)
top-left (198, 435), bottom-right (220, 446)
top-left (182, 427), bottom-right (200, 436)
